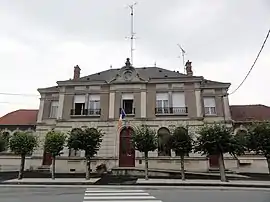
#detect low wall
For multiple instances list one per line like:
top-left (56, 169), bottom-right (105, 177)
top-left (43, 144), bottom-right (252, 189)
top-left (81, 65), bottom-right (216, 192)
top-left (0, 155), bottom-right (269, 174)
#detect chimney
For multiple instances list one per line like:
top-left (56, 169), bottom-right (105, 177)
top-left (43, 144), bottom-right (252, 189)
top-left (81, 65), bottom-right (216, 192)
top-left (73, 65), bottom-right (81, 80)
top-left (185, 60), bottom-right (193, 76)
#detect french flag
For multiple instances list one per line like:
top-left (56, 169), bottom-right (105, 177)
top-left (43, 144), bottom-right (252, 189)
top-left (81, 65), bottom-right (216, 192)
top-left (117, 108), bottom-right (126, 130)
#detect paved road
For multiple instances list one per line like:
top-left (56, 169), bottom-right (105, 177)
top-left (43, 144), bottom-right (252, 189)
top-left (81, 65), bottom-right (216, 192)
top-left (1, 186), bottom-right (270, 202)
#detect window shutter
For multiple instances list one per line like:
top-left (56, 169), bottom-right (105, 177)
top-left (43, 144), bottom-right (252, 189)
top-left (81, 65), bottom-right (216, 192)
top-left (156, 93), bottom-right (168, 100)
top-left (204, 97), bottom-right (216, 107)
top-left (74, 95), bottom-right (85, 103)
top-left (172, 93), bottom-right (185, 107)
top-left (89, 95), bottom-right (100, 101)
top-left (122, 94), bottom-right (134, 100)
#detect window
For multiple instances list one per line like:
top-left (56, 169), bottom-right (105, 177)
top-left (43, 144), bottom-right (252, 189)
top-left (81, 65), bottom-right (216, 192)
top-left (88, 95), bottom-right (100, 115)
top-left (204, 97), bottom-right (216, 115)
top-left (49, 101), bottom-right (58, 118)
top-left (156, 93), bottom-right (169, 114)
top-left (68, 149), bottom-right (81, 157)
top-left (157, 127), bottom-right (171, 156)
top-left (74, 95), bottom-right (85, 115)
top-left (172, 92), bottom-right (186, 114)
top-left (122, 94), bottom-right (134, 114)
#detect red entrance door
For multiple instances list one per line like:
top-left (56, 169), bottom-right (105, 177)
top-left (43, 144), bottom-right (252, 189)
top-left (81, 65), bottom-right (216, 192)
top-left (209, 155), bottom-right (219, 168)
top-left (119, 127), bottom-right (135, 167)
top-left (42, 151), bottom-right (52, 165)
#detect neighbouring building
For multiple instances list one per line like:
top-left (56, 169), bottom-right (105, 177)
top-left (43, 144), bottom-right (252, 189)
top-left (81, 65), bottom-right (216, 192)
top-left (0, 109), bottom-right (38, 170)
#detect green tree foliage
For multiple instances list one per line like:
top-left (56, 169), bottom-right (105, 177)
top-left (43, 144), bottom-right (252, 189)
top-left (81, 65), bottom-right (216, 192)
top-left (9, 131), bottom-right (37, 179)
top-left (67, 127), bottom-right (103, 180)
top-left (44, 130), bottom-right (66, 179)
top-left (169, 127), bottom-right (193, 180)
top-left (132, 125), bottom-right (157, 180)
top-left (195, 124), bottom-right (244, 182)
top-left (0, 131), bottom-right (10, 151)
top-left (246, 122), bottom-right (270, 174)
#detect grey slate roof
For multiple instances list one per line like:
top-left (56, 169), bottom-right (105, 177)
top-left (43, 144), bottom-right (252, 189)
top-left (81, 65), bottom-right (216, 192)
top-left (74, 67), bottom-right (194, 82)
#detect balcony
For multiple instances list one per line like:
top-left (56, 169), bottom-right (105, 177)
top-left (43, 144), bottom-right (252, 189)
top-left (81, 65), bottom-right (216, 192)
top-left (119, 108), bottom-right (135, 116)
top-left (70, 109), bottom-right (101, 117)
top-left (155, 107), bottom-right (188, 116)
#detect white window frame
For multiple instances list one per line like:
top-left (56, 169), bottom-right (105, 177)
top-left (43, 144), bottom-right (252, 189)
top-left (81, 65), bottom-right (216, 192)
top-left (88, 95), bottom-right (100, 115)
top-left (49, 101), bottom-right (58, 118)
top-left (156, 93), bottom-right (169, 114)
top-left (203, 97), bottom-right (216, 115)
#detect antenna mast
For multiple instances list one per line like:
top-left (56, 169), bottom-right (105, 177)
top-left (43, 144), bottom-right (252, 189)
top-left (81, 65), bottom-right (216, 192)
top-left (128, 2), bottom-right (137, 65)
top-left (177, 44), bottom-right (186, 73)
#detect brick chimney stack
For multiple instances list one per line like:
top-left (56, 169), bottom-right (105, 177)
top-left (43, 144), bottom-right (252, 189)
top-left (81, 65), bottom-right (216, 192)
top-left (73, 65), bottom-right (81, 80)
top-left (185, 60), bottom-right (193, 76)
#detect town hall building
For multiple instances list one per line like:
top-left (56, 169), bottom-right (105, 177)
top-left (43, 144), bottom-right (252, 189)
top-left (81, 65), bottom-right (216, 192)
top-left (31, 58), bottom-right (233, 173)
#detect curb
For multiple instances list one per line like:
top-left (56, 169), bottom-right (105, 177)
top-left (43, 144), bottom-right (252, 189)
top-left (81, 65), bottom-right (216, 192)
top-left (0, 182), bottom-right (95, 185)
top-left (135, 183), bottom-right (270, 189)
top-left (1, 181), bottom-right (270, 188)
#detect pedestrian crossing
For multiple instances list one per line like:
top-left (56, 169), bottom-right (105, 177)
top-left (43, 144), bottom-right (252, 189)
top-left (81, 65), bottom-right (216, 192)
top-left (83, 188), bottom-right (162, 202)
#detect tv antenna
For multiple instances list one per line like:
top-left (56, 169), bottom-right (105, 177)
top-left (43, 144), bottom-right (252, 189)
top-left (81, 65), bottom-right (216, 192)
top-left (126, 2), bottom-right (137, 65)
top-left (177, 44), bottom-right (186, 73)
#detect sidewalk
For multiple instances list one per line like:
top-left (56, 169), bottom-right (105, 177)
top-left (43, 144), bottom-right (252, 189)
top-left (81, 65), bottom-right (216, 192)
top-left (1, 178), bottom-right (100, 185)
top-left (1, 177), bottom-right (270, 188)
top-left (136, 179), bottom-right (270, 188)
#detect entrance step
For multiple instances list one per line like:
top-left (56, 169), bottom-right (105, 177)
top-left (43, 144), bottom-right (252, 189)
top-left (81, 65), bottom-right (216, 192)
top-left (35, 165), bottom-right (51, 173)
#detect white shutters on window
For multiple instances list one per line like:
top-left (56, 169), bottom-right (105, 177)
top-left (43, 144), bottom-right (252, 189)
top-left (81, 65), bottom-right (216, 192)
top-left (50, 101), bottom-right (58, 118)
top-left (204, 97), bottom-right (216, 115)
top-left (89, 95), bottom-right (100, 101)
top-left (156, 93), bottom-right (168, 101)
top-left (122, 94), bottom-right (134, 100)
top-left (74, 95), bottom-right (85, 103)
top-left (204, 97), bottom-right (216, 107)
top-left (172, 92), bottom-right (185, 107)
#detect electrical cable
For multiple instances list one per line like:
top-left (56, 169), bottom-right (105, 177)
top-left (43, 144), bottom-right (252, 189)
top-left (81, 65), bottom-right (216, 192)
top-left (228, 29), bottom-right (270, 96)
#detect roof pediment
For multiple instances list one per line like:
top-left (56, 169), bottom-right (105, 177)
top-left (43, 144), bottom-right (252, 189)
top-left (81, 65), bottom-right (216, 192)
top-left (108, 58), bottom-right (148, 84)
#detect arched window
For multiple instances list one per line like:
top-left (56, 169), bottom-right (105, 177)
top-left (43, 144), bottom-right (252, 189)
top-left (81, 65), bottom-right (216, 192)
top-left (157, 127), bottom-right (171, 156)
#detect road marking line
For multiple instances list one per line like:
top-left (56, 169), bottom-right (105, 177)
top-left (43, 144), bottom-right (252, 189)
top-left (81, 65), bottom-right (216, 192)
top-left (83, 201), bottom-right (162, 202)
top-left (85, 189), bottom-right (144, 192)
top-left (85, 192), bottom-right (149, 195)
top-left (84, 195), bottom-right (155, 199)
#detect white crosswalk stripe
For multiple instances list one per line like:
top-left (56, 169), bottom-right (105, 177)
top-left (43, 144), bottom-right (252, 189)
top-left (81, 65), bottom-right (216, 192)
top-left (83, 188), bottom-right (162, 202)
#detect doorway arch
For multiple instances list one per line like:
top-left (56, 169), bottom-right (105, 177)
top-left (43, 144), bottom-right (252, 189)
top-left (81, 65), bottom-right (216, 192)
top-left (119, 126), bottom-right (135, 167)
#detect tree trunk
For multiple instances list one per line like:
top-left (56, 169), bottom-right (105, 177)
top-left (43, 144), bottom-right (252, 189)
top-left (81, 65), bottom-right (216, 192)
top-left (85, 156), bottom-right (91, 180)
top-left (18, 154), bottom-right (25, 180)
top-left (218, 153), bottom-right (227, 182)
top-left (144, 152), bottom-right (149, 180)
top-left (266, 157), bottom-right (270, 175)
top-left (51, 156), bottom-right (55, 180)
top-left (180, 154), bottom-right (185, 181)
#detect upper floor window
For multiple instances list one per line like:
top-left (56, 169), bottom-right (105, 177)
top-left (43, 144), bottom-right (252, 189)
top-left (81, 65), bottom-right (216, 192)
top-left (49, 101), bottom-right (58, 118)
top-left (74, 95), bottom-right (85, 115)
top-left (172, 92), bottom-right (187, 114)
top-left (156, 93), bottom-right (169, 114)
top-left (121, 94), bottom-right (134, 115)
top-left (203, 97), bottom-right (216, 115)
top-left (88, 95), bottom-right (100, 115)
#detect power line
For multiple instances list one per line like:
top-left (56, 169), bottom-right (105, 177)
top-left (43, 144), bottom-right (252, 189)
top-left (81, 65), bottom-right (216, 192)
top-left (0, 92), bottom-right (39, 96)
top-left (228, 29), bottom-right (270, 96)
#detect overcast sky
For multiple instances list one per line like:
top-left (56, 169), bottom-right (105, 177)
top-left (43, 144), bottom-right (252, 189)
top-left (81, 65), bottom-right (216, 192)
top-left (0, 0), bottom-right (269, 116)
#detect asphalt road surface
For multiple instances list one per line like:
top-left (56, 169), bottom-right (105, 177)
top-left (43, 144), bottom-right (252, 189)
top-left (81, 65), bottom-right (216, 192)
top-left (1, 186), bottom-right (270, 202)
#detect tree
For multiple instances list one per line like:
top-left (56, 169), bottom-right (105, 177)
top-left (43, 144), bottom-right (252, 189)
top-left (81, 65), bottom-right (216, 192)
top-left (246, 122), bottom-right (270, 174)
top-left (67, 127), bottom-right (103, 180)
top-left (44, 130), bottom-right (66, 179)
top-left (195, 124), bottom-right (244, 182)
top-left (0, 131), bottom-right (10, 151)
top-left (169, 127), bottom-right (193, 180)
top-left (132, 125), bottom-right (157, 180)
top-left (9, 131), bottom-right (37, 179)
